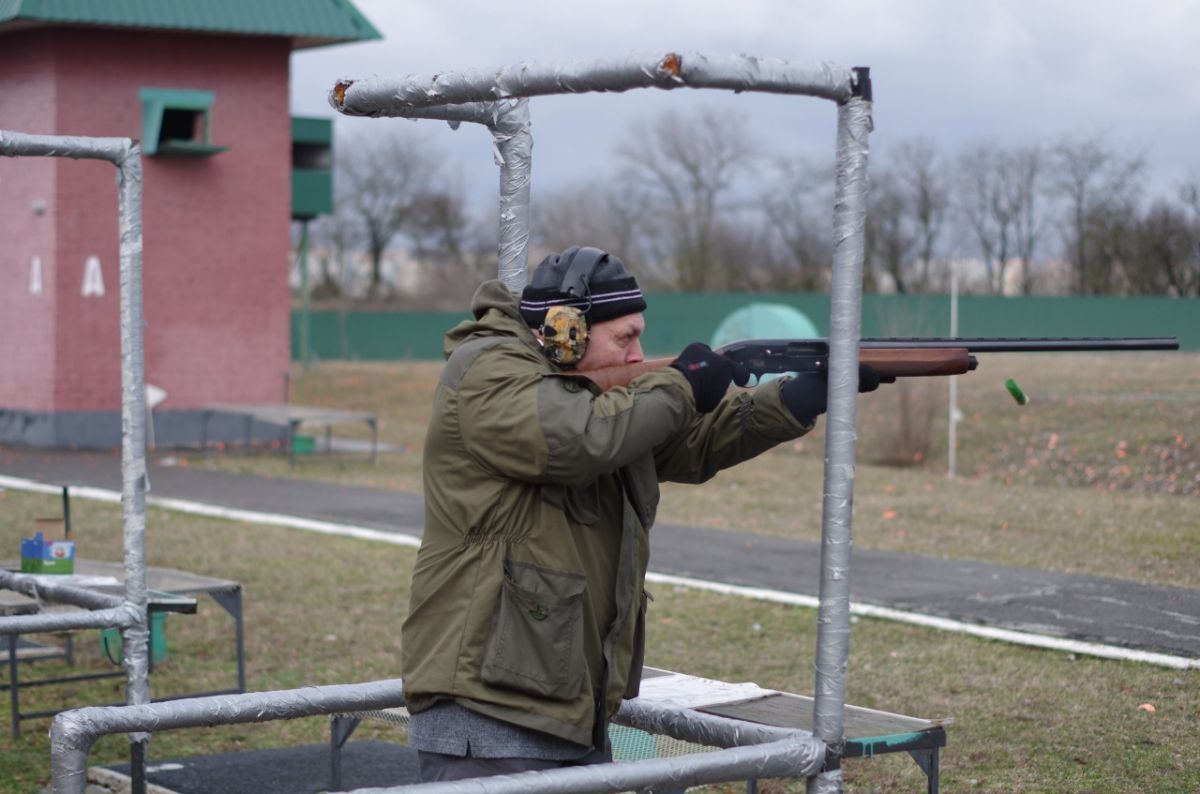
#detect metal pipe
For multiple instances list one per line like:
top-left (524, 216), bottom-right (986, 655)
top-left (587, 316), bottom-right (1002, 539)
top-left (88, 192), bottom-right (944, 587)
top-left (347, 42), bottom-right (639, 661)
top-left (0, 607), bottom-right (135, 635)
top-left (0, 570), bottom-right (125, 613)
top-left (347, 736), bottom-right (821, 794)
top-left (115, 141), bottom-right (151, 767)
top-left (331, 52), bottom-right (854, 113)
top-left (1, 130), bottom-right (152, 787)
top-left (808, 73), bottom-right (873, 794)
top-left (492, 98), bottom-right (532, 291)
top-left (50, 680), bottom-right (407, 794)
top-left (0, 130), bottom-right (132, 164)
top-left (615, 698), bottom-right (800, 747)
top-left (333, 98), bottom-right (534, 292)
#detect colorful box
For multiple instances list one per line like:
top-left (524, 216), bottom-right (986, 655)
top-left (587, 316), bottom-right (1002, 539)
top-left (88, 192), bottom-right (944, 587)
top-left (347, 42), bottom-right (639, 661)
top-left (20, 531), bottom-right (76, 574)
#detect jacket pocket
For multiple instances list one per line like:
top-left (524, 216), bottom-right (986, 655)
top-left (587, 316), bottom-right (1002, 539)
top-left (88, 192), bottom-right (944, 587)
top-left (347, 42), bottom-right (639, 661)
top-left (623, 589), bottom-right (651, 699)
top-left (481, 560), bottom-right (586, 701)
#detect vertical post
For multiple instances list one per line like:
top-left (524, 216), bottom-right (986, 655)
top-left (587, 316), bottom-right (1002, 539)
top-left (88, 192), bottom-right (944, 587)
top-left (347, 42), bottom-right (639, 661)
top-left (809, 68), bottom-right (872, 794)
top-left (299, 219), bottom-right (311, 367)
top-left (116, 143), bottom-right (152, 793)
top-left (947, 263), bottom-right (959, 479)
top-left (491, 98), bottom-right (532, 292)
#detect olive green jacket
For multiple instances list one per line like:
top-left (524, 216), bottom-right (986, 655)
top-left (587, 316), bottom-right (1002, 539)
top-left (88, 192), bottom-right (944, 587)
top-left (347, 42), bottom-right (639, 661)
top-left (402, 280), bottom-right (811, 748)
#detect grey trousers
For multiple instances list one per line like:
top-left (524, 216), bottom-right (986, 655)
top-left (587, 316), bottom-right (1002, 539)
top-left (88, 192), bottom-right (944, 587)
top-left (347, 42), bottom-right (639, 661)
top-left (417, 748), bottom-right (687, 793)
top-left (417, 746), bottom-right (613, 782)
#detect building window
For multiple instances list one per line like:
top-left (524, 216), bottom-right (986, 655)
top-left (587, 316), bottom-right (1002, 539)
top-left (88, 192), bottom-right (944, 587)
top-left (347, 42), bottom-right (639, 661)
top-left (139, 88), bottom-right (228, 157)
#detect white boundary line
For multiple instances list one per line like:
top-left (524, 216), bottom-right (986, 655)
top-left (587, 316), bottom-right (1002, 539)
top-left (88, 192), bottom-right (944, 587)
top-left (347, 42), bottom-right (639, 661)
top-left (3, 474), bottom-right (1196, 670)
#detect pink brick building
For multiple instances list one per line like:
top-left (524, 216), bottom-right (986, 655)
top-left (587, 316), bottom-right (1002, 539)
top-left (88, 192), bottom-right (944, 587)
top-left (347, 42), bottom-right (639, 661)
top-left (0, 1), bottom-right (377, 447)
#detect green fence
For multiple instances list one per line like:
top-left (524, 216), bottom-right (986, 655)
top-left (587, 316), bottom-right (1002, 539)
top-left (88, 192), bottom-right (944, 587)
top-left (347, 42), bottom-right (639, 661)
top-left (292, 294), bottom-right (1198, 361)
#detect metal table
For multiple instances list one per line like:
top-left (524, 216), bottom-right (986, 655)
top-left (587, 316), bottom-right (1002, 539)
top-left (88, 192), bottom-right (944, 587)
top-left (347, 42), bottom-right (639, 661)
top-left (1, 559), bottom-right (246, 737)
top-left (201, 403), bottom-right (379, 468)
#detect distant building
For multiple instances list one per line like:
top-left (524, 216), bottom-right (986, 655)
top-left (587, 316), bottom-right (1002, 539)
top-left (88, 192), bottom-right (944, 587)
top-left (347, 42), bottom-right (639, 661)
top-left (0, 1), bottom-right (379, 447)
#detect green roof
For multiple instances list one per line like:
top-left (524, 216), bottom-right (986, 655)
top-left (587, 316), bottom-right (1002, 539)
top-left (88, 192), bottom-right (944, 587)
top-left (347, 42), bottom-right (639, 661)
top-left (0, 0), bottom-right (381, 49)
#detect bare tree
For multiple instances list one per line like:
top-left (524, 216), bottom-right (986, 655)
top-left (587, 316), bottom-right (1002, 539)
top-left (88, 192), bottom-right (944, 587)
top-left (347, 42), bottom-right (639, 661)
top-left (532, 179), bottom-right (656, 281)
top-left (893, 138), bottom-right (950, 292)
top-left (1050, 135), bottom-right (1144, 294)
top-left (866, 169), bottom-right (917, 293)
top-left (336, 128), bottom-right (444, 298)
top-left (757, 157), bottom-right (834, 291)
top-left (1108, 197), bottom-right (1200, 296)
top-left (617, 106), bottom-right (758, 290)
top-left (952, 142), bottom-right (1047, 294)
top-left (1005, 144), bottom-right (1045, 295)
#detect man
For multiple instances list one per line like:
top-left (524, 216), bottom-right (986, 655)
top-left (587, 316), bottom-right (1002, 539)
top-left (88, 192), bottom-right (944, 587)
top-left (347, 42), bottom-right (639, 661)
top-left (403, 245), bottom-right (879, 782)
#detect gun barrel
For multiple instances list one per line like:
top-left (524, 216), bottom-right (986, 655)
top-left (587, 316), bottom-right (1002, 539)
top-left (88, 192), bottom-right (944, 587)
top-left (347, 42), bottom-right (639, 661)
top-left (860, 336), bottom-right (1179, 352)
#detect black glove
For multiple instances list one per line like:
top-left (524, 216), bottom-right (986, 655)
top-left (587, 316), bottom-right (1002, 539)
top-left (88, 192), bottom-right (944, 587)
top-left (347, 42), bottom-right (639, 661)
top-left (670, 343), bottom-right (751, 413)
top-left (781, 364), bottom-right (883, 425)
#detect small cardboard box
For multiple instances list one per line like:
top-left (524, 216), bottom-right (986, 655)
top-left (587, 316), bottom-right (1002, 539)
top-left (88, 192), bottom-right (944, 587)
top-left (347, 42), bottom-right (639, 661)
top-left (20, 531), bottom-right (75, 574)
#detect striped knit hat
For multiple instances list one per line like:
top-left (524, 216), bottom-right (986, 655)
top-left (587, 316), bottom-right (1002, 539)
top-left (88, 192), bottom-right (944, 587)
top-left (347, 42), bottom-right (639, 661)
top-left (519, 246), bottom-right (646, 327)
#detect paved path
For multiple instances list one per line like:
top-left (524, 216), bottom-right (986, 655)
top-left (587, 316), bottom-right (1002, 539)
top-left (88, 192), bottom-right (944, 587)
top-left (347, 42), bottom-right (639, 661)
top-left (3, 448), bottom-right (1197, 661)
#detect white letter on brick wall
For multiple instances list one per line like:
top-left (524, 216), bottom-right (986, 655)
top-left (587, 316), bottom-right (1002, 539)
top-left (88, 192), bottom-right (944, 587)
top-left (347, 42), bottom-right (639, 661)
top-left (29, 256), bottom-right (43, 295)
top-left (82, 255), bottom-right (105, 297)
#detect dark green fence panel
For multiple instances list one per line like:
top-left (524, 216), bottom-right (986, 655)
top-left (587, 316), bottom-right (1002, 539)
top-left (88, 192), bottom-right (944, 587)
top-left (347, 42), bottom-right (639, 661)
top-left (293, 295), bottom-right (1197, 361)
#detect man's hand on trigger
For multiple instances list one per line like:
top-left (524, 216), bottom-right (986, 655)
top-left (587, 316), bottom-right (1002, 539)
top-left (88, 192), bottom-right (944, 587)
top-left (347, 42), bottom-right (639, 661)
top-left (670, 342), bottom-right (751, 413)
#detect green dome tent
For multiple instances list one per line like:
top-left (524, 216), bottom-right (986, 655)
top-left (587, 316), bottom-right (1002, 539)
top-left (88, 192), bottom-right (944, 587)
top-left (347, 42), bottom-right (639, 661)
top-left (710, 303), bottom-right (820, 383)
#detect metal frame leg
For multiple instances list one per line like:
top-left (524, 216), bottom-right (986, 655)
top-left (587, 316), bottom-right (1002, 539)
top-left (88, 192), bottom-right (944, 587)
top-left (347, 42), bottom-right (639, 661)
top-left (8, 633), bottom-right (19, 739)
top-left (369, 418), bottom-right (378, 466)
top-left (908, 747), bottom-right (940, 794)
top-left (209, 588), bottom-right (247, 692)
top-left (288, 419), bottom-right (299, 470)
top-left (330, 714), bottom-right (361, 791)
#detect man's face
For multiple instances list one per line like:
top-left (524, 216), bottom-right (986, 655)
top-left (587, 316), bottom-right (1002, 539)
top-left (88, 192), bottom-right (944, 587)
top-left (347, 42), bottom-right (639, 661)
top-left (575, 312), bottom-right (646, 372)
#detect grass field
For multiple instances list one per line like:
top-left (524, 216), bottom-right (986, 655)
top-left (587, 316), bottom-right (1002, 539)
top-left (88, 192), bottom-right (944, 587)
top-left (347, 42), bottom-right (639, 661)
top-left (0, 491), bottom-right (1196, 793)
top-left (2, 351), bottom-right (1197, 791)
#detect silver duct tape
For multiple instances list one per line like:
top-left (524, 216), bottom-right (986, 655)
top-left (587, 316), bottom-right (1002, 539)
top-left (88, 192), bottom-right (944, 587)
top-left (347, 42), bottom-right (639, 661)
top-left (494, 99), bottom-right (531, 291)
top-left (50, 679), bottom-right (407, 794)
top-left (332, 52), bottom-right (854, 114)
top-left (806, 767), bottom-right (844, 794)
top-left (0, 570), bottom-right (126, 612)
top-left (0, 130), bottom-right (134, 164)
top-left (116, 146), bottom-right (151, 712)
top-left (810, 92), bottom-right (872, 772)
top-left (347, 736), bottom-right (821, 794)
top-left (0, 606), bottom-right (134, 635)
top-left (616, 699), bottom-right (801, 748)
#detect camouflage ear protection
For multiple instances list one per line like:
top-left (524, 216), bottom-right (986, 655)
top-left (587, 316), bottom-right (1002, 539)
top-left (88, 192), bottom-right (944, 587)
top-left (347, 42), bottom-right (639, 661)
top-left (539, 247), bottom-right (607, 367)
top-left (541, 304), bottom-right (590, 366)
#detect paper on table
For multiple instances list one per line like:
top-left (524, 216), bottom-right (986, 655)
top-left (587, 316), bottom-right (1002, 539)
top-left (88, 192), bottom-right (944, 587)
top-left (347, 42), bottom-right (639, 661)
top-left (634, 672), bottom-right (778, 710)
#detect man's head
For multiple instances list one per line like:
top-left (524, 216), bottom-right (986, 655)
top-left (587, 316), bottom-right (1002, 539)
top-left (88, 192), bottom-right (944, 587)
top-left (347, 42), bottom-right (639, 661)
top-left (520, 246), bottom-right (647, 371)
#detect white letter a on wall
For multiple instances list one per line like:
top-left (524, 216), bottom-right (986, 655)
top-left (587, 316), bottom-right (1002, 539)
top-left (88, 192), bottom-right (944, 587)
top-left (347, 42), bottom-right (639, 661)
top-left (29, 256), bottom-right (43, 295)
top-left (81, 255), bottom-right (105, 297)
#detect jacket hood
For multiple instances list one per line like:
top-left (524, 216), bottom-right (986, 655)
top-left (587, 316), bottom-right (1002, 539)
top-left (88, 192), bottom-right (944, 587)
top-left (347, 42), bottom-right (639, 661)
top-left (444, 280), bottom-right (538, 359)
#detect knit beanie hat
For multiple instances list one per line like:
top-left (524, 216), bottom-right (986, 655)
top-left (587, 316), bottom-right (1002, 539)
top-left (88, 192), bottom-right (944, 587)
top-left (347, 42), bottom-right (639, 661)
top-left (519, 246), bottom-right (647, 328)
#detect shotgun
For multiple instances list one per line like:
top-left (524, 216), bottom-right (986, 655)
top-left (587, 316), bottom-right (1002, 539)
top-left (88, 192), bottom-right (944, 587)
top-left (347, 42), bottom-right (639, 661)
top-left (579, 337), bottom-right (1181, 391)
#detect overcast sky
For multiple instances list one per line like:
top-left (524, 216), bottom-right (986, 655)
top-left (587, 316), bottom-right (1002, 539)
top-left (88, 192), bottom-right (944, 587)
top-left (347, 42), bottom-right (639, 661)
top-left (291, 0), bottom-right (1200, 209)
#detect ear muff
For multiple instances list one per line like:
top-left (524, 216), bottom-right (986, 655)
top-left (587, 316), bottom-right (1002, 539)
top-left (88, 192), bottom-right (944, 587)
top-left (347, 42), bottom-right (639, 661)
top-left (538, 247), bottom-right (608, 367)
top-left (541, 305), bottom-right (589, 366)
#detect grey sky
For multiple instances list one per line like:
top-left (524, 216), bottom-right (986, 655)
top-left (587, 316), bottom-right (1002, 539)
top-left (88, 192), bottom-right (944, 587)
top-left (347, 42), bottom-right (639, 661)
top-left (291, 0), bottom-right (1200, 208)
